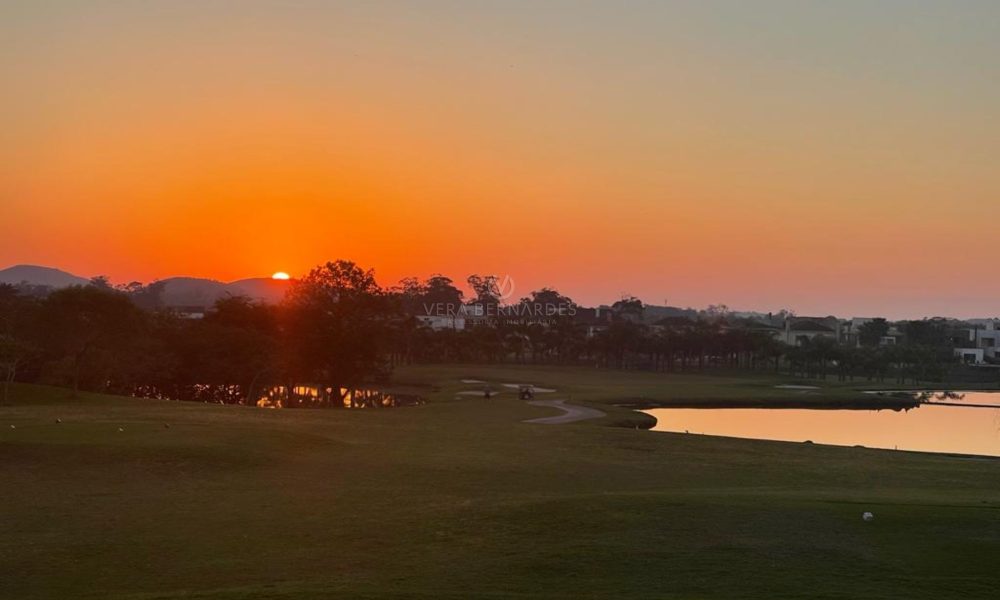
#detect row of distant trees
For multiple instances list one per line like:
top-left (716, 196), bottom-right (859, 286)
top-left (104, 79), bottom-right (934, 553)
top-left (0, 259), bottom-right (970, 404)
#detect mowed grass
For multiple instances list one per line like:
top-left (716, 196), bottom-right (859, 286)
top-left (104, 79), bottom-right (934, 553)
top-left (2, 368), bottom-right (1000, 599)
top-left (392, 363), bottom-right (915, 408)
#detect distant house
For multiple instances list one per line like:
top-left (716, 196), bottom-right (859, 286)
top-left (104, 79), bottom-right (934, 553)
top-left (943, 320), bottom-right (1000, 365)
top-left (574, 306), bottom-right (613, 337)
top-left (415, 314), bottom-right (465, 331)
top-left (782, 317), bottom-right (839, 346)
top-left (955, 348), bottom-right (985, 365)
top-left (742, 319), bottom-right (783, 339)
top-left (880, 333), bottom-right (900, 346)
top-left (841, 317), bottom-right (900, 347)
top-left (968, 320), bottom-right (1000, 361)
top-left (840, 317), bottom-right (871, 347)
top-left (457, 303), bottom-right (490, 327)
top-left (950, 326), bottom-right (975, 348)
top-left (173, 305), bottom-right (210, 319)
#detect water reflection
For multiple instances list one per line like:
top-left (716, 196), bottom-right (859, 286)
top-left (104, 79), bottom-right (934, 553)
top-left (255, 386), bottom-right (424, 409)
top-left (868, 390), bottom-right (1000, 408)
top-left (132, 384), bottom-right (245, 404)
top-left (644, 404), bottom-right (1000, 456)
top-left (918, 390), bottom-right (966, 402)
top-left (132, 384), bottom-right (424, 409)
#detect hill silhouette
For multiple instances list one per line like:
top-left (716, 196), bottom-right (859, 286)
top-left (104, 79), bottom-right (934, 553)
top-left (0, 264), bottom-right (288, 305)
top-left (0, 265), bottom-right (90, 288)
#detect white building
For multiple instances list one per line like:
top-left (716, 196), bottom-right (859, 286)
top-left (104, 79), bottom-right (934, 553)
top-left (173, 305), bottom-right (208, 319)
top-left (416, 314), bottom-right (465, 331)
top-left (955, 348), bottom-right (985, 364)
top-left (971, 320), bottom-right (1000, 360)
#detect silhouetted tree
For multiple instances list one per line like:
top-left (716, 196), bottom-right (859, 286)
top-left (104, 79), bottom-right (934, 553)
top-left (0, 284), bottom-right (38, 403)
top-left (466, 274), bottom-right (504, 318)
top-left (281, 261), bottom-right (391, 405)
top-left (36, 286), bottom-right (144, 395)
top-left (858, 318), bottom-right (889, 347)
top-left (122, 280), bottom-right (167, 311)
top-left (192, 296), bottom-right (278, 403)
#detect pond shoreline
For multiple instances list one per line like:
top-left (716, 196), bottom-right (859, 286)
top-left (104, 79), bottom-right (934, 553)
top-left (640, 427), bottom-right (1000, 462)
top-left (617, 396), bottom-right (921, 411)
top-left (640, 401), bottom-right (1000, 458)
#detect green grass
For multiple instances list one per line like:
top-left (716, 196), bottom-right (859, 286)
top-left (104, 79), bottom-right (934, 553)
top-left (391, 363), bottom-right (920, 411)
top-left (2, 367), bottom-right (1000, 599)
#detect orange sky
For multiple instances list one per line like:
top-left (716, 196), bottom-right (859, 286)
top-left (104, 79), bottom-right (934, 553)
top-left (2, 1), bottom-right (999, 318)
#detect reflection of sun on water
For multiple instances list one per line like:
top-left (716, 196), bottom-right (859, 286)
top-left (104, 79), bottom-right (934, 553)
top-left (253, 385), bottom-right (424, 409)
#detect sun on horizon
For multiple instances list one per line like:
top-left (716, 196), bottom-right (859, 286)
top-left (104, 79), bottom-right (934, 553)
top-left (271, 272), bottom-right (290, 280)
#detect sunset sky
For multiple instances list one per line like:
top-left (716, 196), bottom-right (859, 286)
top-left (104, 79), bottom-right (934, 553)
top-left (2, 1), bottom-right (999, 318)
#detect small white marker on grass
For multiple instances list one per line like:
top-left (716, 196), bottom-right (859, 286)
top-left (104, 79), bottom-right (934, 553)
top-left (862, 512), bottom-right (875, 522)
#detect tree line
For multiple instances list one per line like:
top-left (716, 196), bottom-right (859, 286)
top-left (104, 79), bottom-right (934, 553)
top-left (0, 259), bottom-right (973, 405)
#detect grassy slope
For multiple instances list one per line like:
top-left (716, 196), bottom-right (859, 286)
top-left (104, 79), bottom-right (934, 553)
top-left (2, 370), bottom-right (1000, 599)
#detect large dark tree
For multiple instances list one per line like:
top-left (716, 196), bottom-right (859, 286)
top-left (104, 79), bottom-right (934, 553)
top-left (121, 280), bottom-right (167, 311)
top-left (181, 296), bottom-right (279, 404)
top-left (858, 318), bottom-right (890, 347)
top-left (281, 261), bottom-right (391, 404)
top-left (36, 286), bottom-right (145, 395)
top-left (394, 274), bottom-right (464, 317)
top-left (612, 296), bottom-right (644, 322)
top-left (466, 274), bottom-right (505, 317)
top-left (0, 285), bottom-right (38, 403)
top-left (902, 318), bottom-right (951, 348)
top-left (510, 288), bottom-right (580, 363)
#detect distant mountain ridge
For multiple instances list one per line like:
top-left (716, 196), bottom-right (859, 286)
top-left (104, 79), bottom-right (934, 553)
top-left (0, 265), bottom-right (90, 288)
top-left (0, 264), bottom-right (288, 305)
top-left (158, 276), bottom-right (289, 306)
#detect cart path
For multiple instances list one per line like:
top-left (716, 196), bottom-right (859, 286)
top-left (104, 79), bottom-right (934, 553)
top-left (523, 399), bottom-right (606, 425)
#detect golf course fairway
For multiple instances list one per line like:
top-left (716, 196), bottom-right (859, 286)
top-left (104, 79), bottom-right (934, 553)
top-left (2, 366), bottom-right (999, 599)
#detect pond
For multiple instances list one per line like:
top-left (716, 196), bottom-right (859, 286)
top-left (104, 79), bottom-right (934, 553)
top-left (644, 400), bottom-right (1000, 457)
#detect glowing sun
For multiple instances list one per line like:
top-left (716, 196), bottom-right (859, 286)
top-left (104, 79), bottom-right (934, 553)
top-left (271, 272), bottom-right (290, 280)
